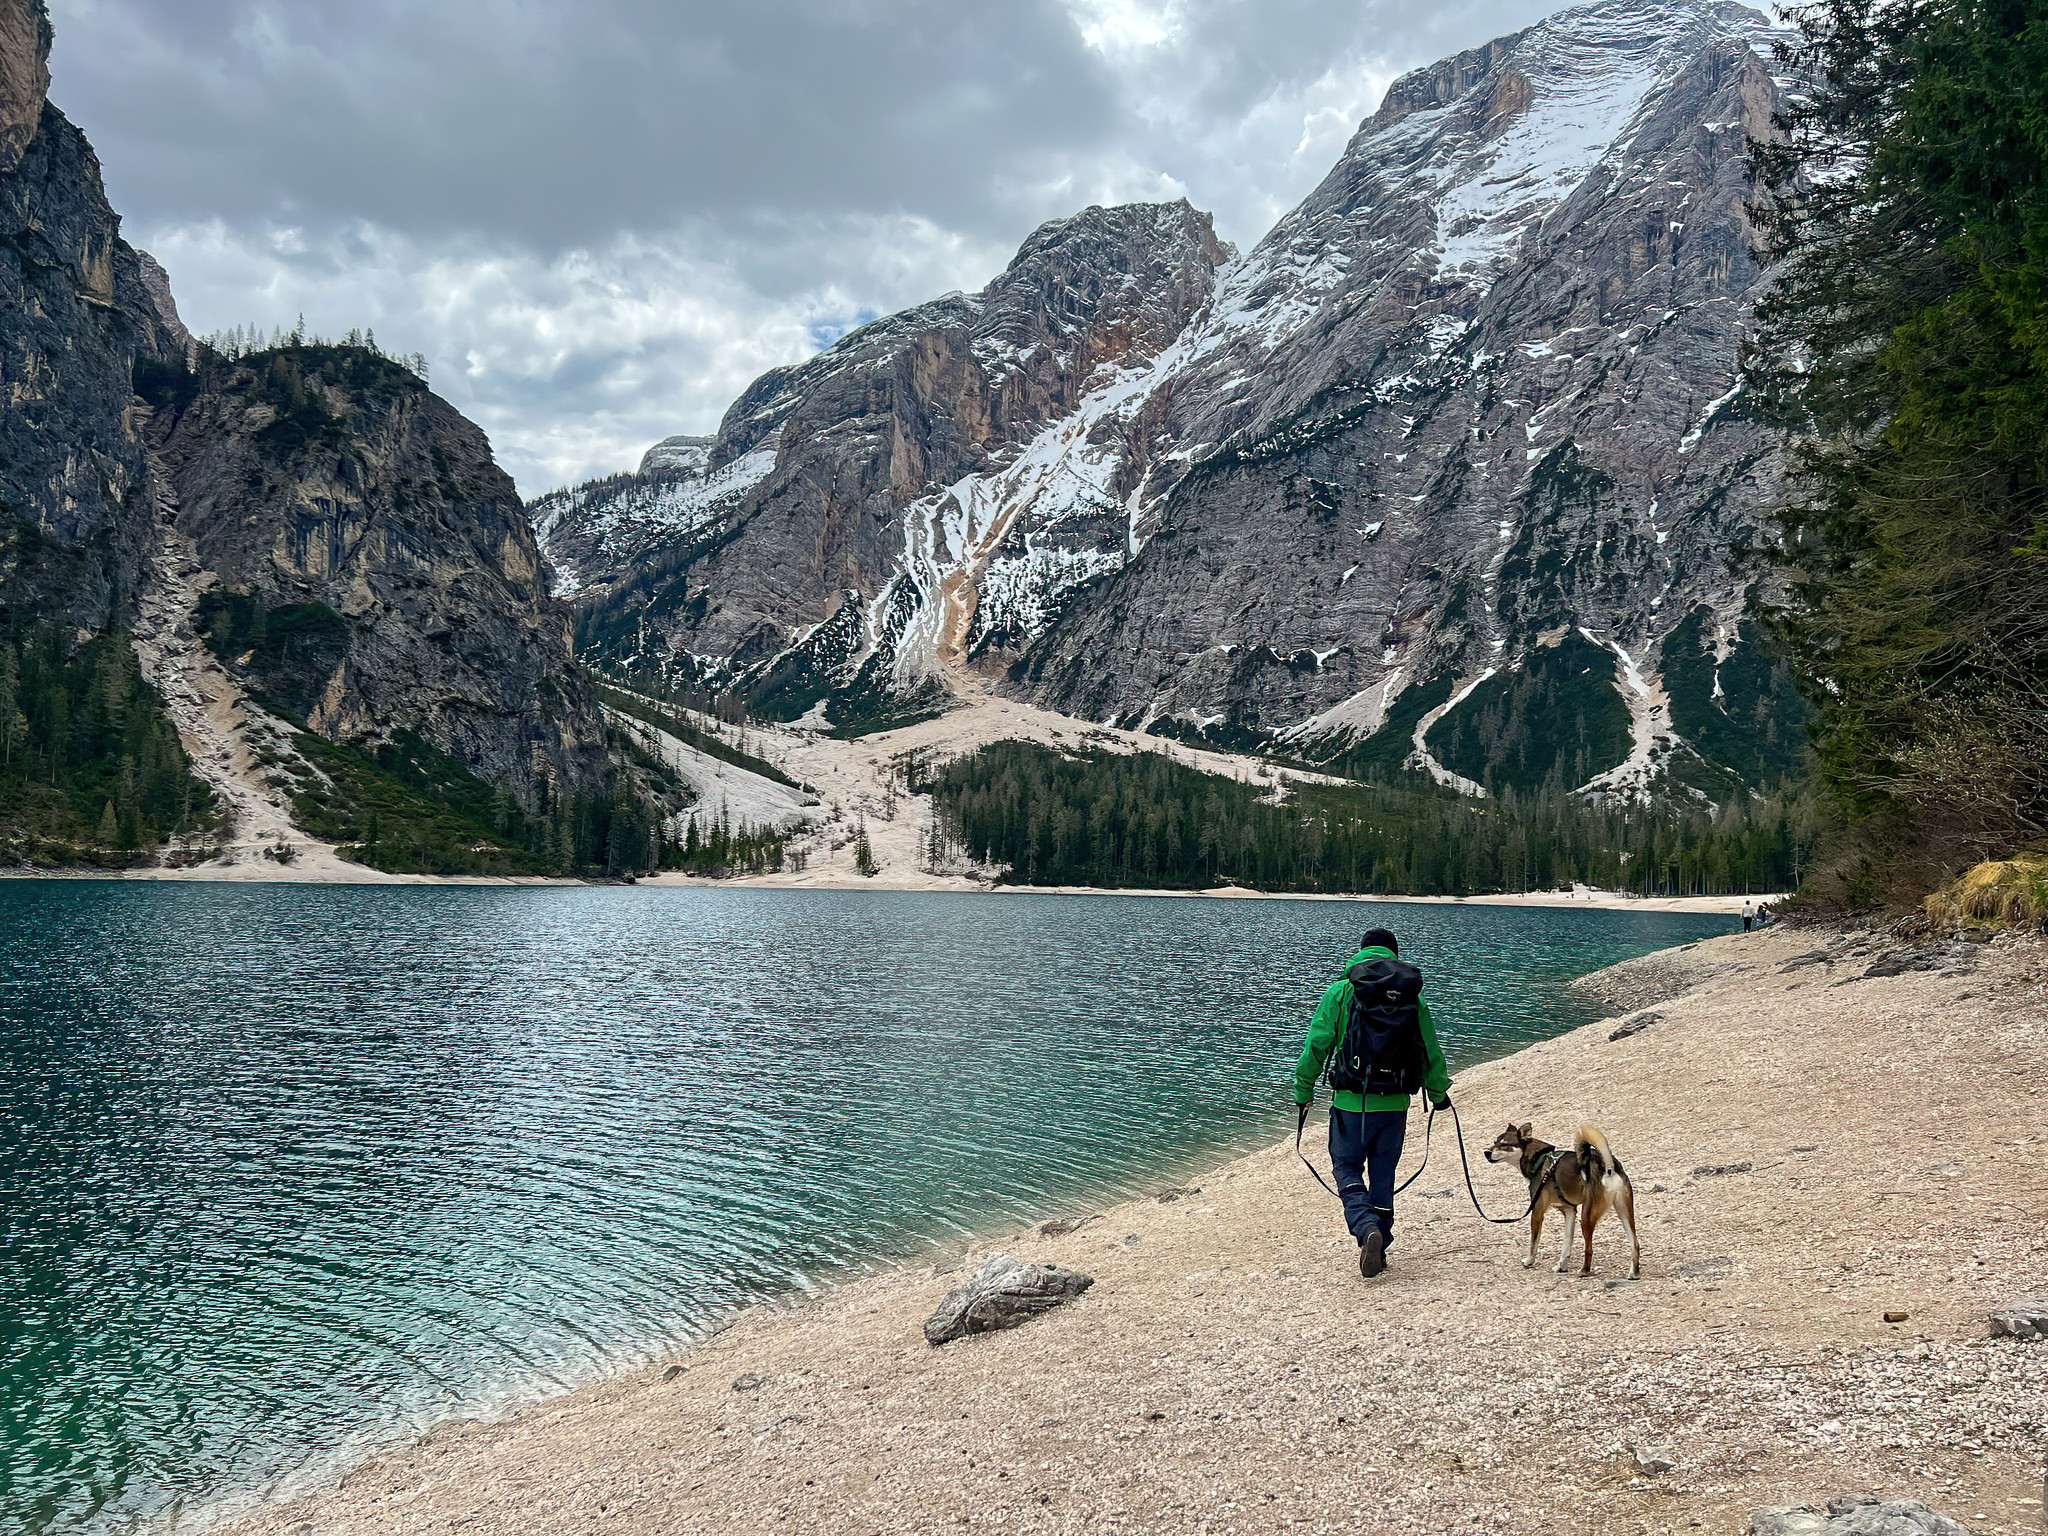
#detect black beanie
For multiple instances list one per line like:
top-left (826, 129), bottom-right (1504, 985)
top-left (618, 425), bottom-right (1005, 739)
top-left (1360, 927), bottom-right (1399, 955)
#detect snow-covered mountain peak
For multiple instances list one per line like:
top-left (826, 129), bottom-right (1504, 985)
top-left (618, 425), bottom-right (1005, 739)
top-left (556, 1), bottom-right (1807, 798)
top-left (1204, 0), bottom-right (1780, 355)
top-left (638, 435), bottom-right (714, 476)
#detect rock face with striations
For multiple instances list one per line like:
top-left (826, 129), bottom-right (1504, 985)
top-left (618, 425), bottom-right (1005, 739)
top-left (0, 0), bottom-right (49, 176)
top-left (0, 0), bottom-right (186, 633)
top-left (922, 1254), bottom-right (1095, 1346)
top-left (1747, 1495), bottom-right (1972, 1536)
top-left (558, 200), bottom-right (1230, 724)
top-left (139, 346), bottom-right (614, 805)
top-left (552, 0), bottom-right (1808, 794)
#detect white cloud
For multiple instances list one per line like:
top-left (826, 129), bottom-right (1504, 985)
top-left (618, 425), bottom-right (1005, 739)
top-left (142, 215), bottom-right (1006, 493)
top-left (1067, 0), bottom-right (1187, 53)
top-left (71, 0), bottom-right (1563, 497)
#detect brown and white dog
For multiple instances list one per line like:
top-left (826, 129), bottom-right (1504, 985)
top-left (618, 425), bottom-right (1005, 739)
top-left (1484, 1121), bottom-right (1641, 1279)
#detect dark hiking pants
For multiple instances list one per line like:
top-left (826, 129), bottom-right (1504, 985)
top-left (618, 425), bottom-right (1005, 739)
top-left (1329, 1107), bottom-right (1406, 1247)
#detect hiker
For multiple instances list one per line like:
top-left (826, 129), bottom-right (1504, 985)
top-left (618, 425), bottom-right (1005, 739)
top-left (1293, 927), bottom-right (1451, 1279)
top-left (1743, 898), bottom-right (1754, 931)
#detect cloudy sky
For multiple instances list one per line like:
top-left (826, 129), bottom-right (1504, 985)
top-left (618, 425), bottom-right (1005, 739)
top-left (49, 0), bottom-right (1555, 494)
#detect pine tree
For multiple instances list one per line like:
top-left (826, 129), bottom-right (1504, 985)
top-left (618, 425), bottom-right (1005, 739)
top-left (1750, 0), bottom-right (2048, 873)
top-left (0, 647), bottom-right (18, 767)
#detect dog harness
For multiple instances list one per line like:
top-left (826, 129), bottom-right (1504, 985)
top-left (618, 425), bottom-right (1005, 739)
top-left (1530, 1147), bottom-right (1571, 1200)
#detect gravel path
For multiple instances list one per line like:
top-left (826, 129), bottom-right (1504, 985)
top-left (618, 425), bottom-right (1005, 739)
top-left (215, 924), bottom-right (2048, 1536)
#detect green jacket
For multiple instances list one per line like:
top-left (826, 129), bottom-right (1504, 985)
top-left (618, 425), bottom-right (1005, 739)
top-left (1293, 946), bottom-right (1452, 1113)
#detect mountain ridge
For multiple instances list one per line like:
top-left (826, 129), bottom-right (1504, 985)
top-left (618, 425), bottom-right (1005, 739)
top-left (0, 0), bottom-right (659, 868)
top-left (542, 0), bottom-right (1808, 796)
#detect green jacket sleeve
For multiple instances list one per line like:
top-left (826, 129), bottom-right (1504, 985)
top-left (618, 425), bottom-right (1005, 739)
top-left (1292, 978), bottom-right (1348, 1105)
top-left (1419, 997), bottom-right (1452, 1100)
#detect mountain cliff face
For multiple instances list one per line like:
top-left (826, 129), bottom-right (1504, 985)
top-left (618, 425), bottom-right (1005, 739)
top-left (556, 200), bottom-right (1230, 724)
top-left (0, 0), bottom-right (183, 633)
top-left (137, 345), bottom-right (613, 805)
top-left (553, 0), bottom-right (1807, 793)
top-left (0, 0), bottom-right (628, 856)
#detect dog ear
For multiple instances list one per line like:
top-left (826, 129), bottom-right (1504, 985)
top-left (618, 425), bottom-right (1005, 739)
top-left (1517, 1122), bottom-right (1532, 1137)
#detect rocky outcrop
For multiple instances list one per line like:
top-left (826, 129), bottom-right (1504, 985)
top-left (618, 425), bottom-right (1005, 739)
top-left (1987, 1298), bottom-right (2047, 1341)
top-left (1748, 1496), bottom-right (1972, 1536)
top-left (638, 435), bottom-right (713, 476)
top-left (0, 0), bottom-right (49, 176)
top-left (558, 200), bottom-right (1230, 705)
top-left (138, 344), bottom-right (614, 806)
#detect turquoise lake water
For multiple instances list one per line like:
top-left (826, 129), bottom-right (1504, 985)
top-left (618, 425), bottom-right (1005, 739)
top-left (0, 882), bottom-right (1733, 1532)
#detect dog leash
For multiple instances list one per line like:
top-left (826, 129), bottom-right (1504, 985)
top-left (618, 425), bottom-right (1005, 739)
top-left (1294, 1100), bottom-right (1436, 1202)
top-left (1444, 1101), bottom-right (1542, 1225)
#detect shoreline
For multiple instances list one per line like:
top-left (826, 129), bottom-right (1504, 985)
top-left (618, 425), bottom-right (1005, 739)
top-left (209, 921), bottom-right (2045, 1536)
top-left (641, 873), bottom-right (1769, 914)
top-left (0, 863), bottom-right (1773, 915)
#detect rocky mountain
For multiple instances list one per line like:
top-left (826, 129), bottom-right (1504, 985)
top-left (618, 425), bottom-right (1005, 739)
top-left (0, 0), bottom-right (633, 860)
top-left (0, 0), bottom-right (184, 635)
top-left (554, 199), bottom-right (1231, 725)
top-left (136, 343), bottom-right (615, 808)
top-left (551, 0), bottom-right (1808, 795)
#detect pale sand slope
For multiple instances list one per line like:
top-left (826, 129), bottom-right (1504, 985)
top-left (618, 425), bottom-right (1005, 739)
top-left (221, 924), bottom-right (2047, 1536)
top-left (622, 690), bottom-right (1770, 912)
top-left (640, 680), bottom-right (1359, 894)
top-left (47, 671), bottom-right (1773, 909)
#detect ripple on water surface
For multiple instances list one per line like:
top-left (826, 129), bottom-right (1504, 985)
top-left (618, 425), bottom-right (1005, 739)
top-left (0, 882), bottom-right (1733, 1531)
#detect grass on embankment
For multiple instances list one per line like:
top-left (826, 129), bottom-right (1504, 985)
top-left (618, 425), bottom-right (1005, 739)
top-left (1926, 857), bottom-right (2048, 930)
top-left (287, 731), bottom-right (556, 877)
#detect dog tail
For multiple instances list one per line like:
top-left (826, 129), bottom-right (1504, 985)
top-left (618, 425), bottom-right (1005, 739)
top-left (1576, 1124), bottom-right (1621, 1182)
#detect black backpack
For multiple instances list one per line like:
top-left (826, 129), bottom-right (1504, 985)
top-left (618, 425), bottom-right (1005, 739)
top-left (1327, 957), bottom-right (1427, 1096)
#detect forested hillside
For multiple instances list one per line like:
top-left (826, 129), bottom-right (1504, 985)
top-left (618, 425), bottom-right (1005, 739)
top-left (0, 626), bottom-right (215, 865)
top-left (1753, 0), bottom-right (2048, 911)
top-left (919, 742), bottom-right (1809, 896)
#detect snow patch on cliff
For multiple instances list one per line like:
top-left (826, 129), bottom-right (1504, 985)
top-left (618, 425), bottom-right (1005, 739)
top-left (532, 442), bottom-right (778, 596)
top-left (1572, 633), bottom-right (1690, 799)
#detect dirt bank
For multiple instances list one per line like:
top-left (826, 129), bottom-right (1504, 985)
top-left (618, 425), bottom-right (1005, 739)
top-left (218, 923), bottom-right (2048, 1536)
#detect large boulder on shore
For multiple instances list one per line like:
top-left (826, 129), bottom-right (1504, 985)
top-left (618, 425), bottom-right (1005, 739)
top-left (1748, 1494), bottom-right (1972, 1535)
top-left (1988, 1297), bottom-right (2048, 1340)
top-left (923, 1254), bottom-right (1094, 1346)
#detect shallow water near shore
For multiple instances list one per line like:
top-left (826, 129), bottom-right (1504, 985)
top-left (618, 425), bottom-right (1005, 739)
top-left (0, 882), bottom-right (1733, 1533)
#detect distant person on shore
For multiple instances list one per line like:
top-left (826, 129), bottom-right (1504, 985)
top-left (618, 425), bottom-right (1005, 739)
top-left (1292, 928), bottom-right (1452, 1280)
top-left (1743, 899), bottom-right (1755, 931)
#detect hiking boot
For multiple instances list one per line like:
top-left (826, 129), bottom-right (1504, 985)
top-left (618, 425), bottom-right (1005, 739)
top-left (1358, 1228), bottom-right (1386, 1279)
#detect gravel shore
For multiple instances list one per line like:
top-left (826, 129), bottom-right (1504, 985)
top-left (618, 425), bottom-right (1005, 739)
top-left (218, 923), bottom-right (2047, 1536)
